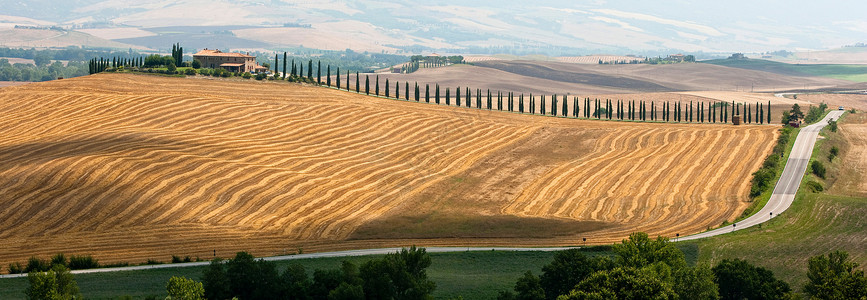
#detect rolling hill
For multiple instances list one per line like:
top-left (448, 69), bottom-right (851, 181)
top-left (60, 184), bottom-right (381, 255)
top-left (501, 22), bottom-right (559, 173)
top-left (0, 73), bottom-right (776, 268)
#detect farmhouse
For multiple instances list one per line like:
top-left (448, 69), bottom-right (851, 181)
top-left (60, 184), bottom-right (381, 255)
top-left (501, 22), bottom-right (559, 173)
top-left (193, 49), bottom-right (269, 73)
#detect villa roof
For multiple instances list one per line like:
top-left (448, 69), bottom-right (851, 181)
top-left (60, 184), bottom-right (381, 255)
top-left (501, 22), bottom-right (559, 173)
top-left (219, 63), bottom-right (244, 67)
top-left (193, 49), bottom-right (254, 58)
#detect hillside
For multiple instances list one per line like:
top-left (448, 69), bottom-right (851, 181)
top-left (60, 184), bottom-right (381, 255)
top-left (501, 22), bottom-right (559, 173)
top-left (702, 59), bottom-right (867, 82)
top-left (370, 61), bottom-right (851, 97)
top-left (0, 74), bottom-right (776, 267)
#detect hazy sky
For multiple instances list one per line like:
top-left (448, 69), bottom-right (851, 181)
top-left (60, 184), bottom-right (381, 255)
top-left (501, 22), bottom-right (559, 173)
top-left (1, 0), bottom-right (865, 52)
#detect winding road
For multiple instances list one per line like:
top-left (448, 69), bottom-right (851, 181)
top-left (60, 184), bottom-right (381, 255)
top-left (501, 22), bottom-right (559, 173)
top-left (0, 111), bottom-right (843, 279)
top-left (680, 110), bottom-right (844, 241)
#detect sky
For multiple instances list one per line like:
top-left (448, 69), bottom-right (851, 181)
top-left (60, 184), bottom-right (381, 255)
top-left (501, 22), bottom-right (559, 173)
top-left (0, 0), bottom-right (865, 53)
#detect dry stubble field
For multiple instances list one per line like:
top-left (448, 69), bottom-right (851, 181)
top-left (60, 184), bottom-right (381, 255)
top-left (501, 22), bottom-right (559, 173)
top-left (0, 74), bottom-right (777, 267)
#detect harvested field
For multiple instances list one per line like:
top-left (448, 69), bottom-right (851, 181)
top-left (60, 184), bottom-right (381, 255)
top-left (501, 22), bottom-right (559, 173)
top-left (797, 93), bottom-right (867, 111)
top-left (0, 74), bottom-right (776, 267)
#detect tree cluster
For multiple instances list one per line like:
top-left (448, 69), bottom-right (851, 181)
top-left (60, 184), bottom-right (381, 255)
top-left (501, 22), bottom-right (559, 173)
top-left (0, 58), bottom-right (88, 81)
top-left (500, 232), bottom-right (867, 300)
top-left (201, 246), bottom-right (435, 300)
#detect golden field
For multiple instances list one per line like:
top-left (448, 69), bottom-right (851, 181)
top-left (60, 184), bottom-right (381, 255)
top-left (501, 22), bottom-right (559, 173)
top-left (0, 73), bottom-right (777, 267)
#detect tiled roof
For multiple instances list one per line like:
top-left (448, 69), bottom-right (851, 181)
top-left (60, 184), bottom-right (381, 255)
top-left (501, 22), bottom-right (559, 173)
top-left (219, 63), bottom-right (244, 67)
top-left (193, 49), bottom-right (254, 58)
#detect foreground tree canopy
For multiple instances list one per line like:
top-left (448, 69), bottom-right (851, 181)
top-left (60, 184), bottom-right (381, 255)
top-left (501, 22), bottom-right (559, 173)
top-left (201, 246), bottom-right (435, 300)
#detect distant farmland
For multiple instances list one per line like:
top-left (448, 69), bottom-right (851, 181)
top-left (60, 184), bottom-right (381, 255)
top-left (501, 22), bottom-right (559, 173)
top-left (0, 74), bottom-right (776, 267)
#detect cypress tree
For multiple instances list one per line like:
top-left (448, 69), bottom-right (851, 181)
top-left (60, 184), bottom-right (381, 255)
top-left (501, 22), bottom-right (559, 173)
top-left (299, 61), bottom-right (303, 78)
top-left (327, 65), bottom-right (331, 86)
top-left (396, 81), bottom-right (400, 99)
top-left (283, 52), bottom-right (287, 79)
top-left (307, 59), bottom-right (313, 80)
top-left (356, 72), bottom-right (360, 93)
top-left (291, 59), bottom-right (296, 77)
top-left (497, 91), bottom-right (501, 110)
top-left (573, 97), bottom-right (578, 117)
top-left (509, 92), bottom-right (513, 112)
top-left (477, 89), bottom-right (482, 109)
top-left (365, 76), bottom-right (370, 95)
top-left (756, 102), bottom-right (761, 124)
top-left (445, 87), bottom-right (450, 105)
top-left (347, 70), bottom-right (351, 91)
top-left (274, 53), bottom-right (278, 74)
top-left (541, 95), bottom-right (546, 115)
top-left (425, 84), bottom-right (430, 103)
top-left (385, 78), bottom-right (389, 97)
top-left (456, 87), bottom-right (461, 107)
top-left (435, 84), bottom-right (440, 104)
top-left (465, 87), bottom-right (470, 107)
top-left (530, 94), bottom-right (535, 114)
top-left (519, 94), bottom-right (525, 113)
top-left (317, 61), bottom-right (321, 84)
top-left (747, 103), bottom-right (751, 123)
top-left (552, 95), bottom-right (558, 116)
top-left (336, 67), bottom-right (341, 89)
top-left (406, 82), bottom-right (410, 100)
top-left (563, 95), bottom-right (568, 117)
top-left (487, 89), bottom-right (492, 110)
top-left (651, 101), bottom-right (655, 121)
top-left (415, 82), bottom-right (419, 101)
top-left (375, 76), bottom-right (380, 96)
top-left (767, 101), bottom-right (772, 124)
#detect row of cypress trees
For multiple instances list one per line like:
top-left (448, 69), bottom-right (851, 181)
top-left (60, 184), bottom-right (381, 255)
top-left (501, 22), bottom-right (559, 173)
top-left (326, 73), bottom-right (775, 125)
top-left (89, 57), bottom-right (144, 74)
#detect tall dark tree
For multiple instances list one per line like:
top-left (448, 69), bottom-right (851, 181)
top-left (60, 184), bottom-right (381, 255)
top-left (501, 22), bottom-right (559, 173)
top-left (767, 101), bottom-right (772, 124)
top-left (651, 101), bottom-right (656, 121)
top-left (385, 78), bottom-right (390, 98)
top-left (520, 94), bottom-right (525, 113)
top-left (563, 95), bottom-right (568, 117)
top-left (487, 89), bottom-right (492, 110)
top-left (317, 61), bottom-right (322, 84)
top-left (414, 82), bottom-right (420, 101)
top-left (456, 87), bottom-right (461, 107)
top-left (274, 53), bottom-right (279, 74)
top-left (757, 102), bottom-right (761, 124)
top-left (326, 65), bottom-right (331, 86)
top-left (477, 89), bottom-right (482, 109)
top-left (307, 59), bottom-right (313, 80)
top-left (364, 76), bottom-right (370, 95)
top-left (336, 67), bottom-right (341, 89)
top-left (466, 87), bottom-right (471, 108)
top-left (552, 94), bottom-right (558, 116)
top-left (291, 59), bottom-right (296, 77)
top-left (540, 95), bottom-right (546, 115)
top-left (406, 82), bottom-right (410, 100)
top-left (425, 84), bottom-right (430, 103)
top-left (530, 94), bottom-right (535, 114)
top-left (282, 52), bottom-right (287, 79)
top-left (375, 75), bottom-right (380, 96)
top-left (445, 87), bottom-right (450, 106)
top-left (435, 84), bottom-right (440, 104)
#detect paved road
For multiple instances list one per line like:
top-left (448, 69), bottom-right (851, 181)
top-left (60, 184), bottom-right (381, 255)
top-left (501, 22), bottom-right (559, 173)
top-left (680, 110), bottom-right (844, 241)
top-left (0, 247), bottom-right (575, 279)
top-left (0, 111), bottom-right (842, 278)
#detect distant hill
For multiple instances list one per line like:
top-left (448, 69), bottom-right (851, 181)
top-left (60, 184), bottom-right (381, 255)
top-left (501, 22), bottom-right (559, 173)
top-left (702, 59), bottom-right (867, 82)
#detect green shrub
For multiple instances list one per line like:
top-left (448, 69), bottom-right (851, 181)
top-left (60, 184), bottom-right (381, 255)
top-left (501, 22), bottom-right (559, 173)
top-left (68, 255), bottom-right (99, 270)
top-left (828, 119), bottom-right (838, 132)
top-left (26, 256), bottom-right (51, 273)
top-left (255, 72), bottom-right (267, 80)
top-left (8, 262), bottom-right (24, 274)
top-left (184, 68), bottom-right (196, 75)
top-left (811, 161), bottom-right (826, 179)
top-left (806, 180), bottom-right (824, 192)
top-left (242, 72), bottom-right (252, 79)
top-left (166, 276), bottom-right (205, 300)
